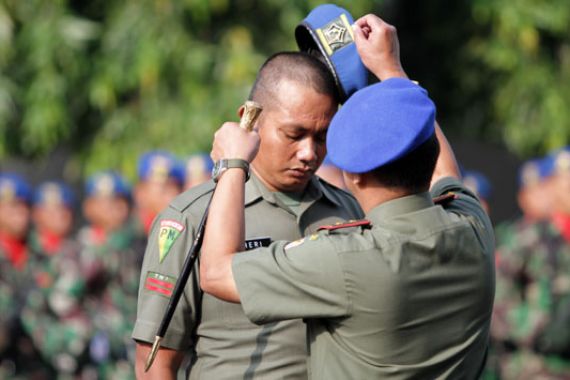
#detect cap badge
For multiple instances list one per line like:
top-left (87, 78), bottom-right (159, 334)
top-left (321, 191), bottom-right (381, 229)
top-left (316, 14), bottom-right (354, 56)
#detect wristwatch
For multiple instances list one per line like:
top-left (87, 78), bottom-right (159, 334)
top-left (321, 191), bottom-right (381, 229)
top-left (212, 159), bottom-right (250, 183)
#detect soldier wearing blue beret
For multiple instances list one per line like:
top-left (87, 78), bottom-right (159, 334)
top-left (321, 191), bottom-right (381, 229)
top-left (463, 170), bottom-right (492, 214)
top-left (184, 153), bottom-right (213, 190)
top-left (21, 182), bottom-right (94, 376)
top-left (77, 171), bottom-right (139, 378)
top-left (492, 147), bottom-right (570, 379)
top-left (0, 173), bottom-right (32, 271)
top-left (0, 173), bottom-right (34, 377)
top-left (200, 13), bottom-right (495, 380)
top-left (516, 156), bottom-right (554, 222)
top-left (134, 151), bottom-right (185, 236)
top-left (30, 181), bottom-right (75, 254)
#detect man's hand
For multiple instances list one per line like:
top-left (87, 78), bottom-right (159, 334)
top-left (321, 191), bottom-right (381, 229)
top-left (353, 14), bottom-right (407, 81)
top-left (211, 122), bottom-right (260, 163)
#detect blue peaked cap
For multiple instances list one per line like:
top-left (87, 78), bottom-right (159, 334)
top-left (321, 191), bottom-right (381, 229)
top-left (34, 181), bottom-right (75, 207)
top-left (0, 173), bottom-right (32, 203)
top-left (295, 4), bottom-right (368, 103)
top-left (327, 78), bottom-right (436, 173)
top-left (86, 171), bottom-right (130, 198)
top-left (138, 150), bottom-right (185, 185)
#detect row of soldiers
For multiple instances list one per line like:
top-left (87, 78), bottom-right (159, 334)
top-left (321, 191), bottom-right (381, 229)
top-left (2, 145), bottom-right (568, 379)
top-left (0, 151), bottom-right (213, 379)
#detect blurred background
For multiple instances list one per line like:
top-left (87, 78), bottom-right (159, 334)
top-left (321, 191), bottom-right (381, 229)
top-left (1, 0), bottom-right (570, 379)
top-left (0, 0), bottom-right (568, 222)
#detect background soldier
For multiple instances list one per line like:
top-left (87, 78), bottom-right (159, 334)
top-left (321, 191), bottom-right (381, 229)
top-left (492, 147), bottom-right (570, 379)
top-left (463, 169), bottom-right (492, 215)
top-left (21, 181), bottom-right (90, 378)
top-left (0, 173), bottom-right (32, 377)
top-left (184, 153), bottom-right (213, 190)
top-left (133, 151), bottom-right (185, 237)
top-left (78, 171), bottom-right (138, 379)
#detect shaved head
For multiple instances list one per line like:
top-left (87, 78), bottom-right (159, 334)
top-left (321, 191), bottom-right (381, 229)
top-left (249, 52), bottom-right (339, 109)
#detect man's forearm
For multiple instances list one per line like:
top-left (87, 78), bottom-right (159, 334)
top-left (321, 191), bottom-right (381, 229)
top-left (199, 169), bottom-right (245, 302)
top-left (431, 122), bottom-right (461, 187)
top-left (135, 342), bottom-right (183, 380)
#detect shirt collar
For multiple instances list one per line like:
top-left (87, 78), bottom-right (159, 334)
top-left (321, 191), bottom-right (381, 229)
top-left (366, 192), bottom-right (434, 223)
top-left (244, 172), bottom-right (341, 208)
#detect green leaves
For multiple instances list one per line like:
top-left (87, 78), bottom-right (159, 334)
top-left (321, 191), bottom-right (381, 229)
top-left (469, 0), bottom-right (570, 156)
top-left (3, 0), bottom-right (568, 179)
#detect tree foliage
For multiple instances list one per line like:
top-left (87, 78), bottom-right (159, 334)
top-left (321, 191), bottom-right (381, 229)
top-left (0, 0), bottom-right (382, 179)
top-left (468, 0), bottom-right (570, 156)
top-left (0, 0), bottom-right (569, 180)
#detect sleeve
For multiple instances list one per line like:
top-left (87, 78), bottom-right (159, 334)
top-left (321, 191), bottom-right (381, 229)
top-left (431, 176), bottom-right (495, 255)
top-left (132, 206), bottom-right (202, 350)
top-left (231, 235), bottom-right (351, 325)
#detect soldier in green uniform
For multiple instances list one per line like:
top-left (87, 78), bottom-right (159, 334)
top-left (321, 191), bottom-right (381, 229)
top-left (79, 172), bottom-right (139, 379)
top-left (20, 181), bottom-right (92, 378)
top-left (492, 148), bottom-right (570, 379)
top-left (200, 13), bottom-right (495, 380)
top-left (133, 54), bottom-right (363, 378)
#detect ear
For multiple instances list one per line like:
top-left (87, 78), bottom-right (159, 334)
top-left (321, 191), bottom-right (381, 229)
top-left (237, 105), bottom-right (245, 118)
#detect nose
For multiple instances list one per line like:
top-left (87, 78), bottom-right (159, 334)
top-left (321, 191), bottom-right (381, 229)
top-left (297, 138), bottom-right (318, 166)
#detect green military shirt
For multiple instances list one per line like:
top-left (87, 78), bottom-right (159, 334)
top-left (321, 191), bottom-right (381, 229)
top-left (232, 177), bottom-right (495, 379)
top-left (133, 173), bottom-right (363, 379)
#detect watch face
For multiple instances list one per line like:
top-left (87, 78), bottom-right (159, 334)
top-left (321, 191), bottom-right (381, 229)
top-left (212, 160), bottom-right (226, 182)
top-left (212, 161), bottom-right (220, 178)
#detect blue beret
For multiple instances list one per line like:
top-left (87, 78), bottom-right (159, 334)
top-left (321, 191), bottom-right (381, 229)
top-left (186, 153), bottom-right (213, 178)
top-left (85, 171), bottom-right (130, 198)
top-left (518, 157), bottom-right (551, 187)
top-left (138, 151), bottom-right (185, 185)
top-left (34, 181), bottom-right (74, 207)
top-left (295, 4), bottom-right (368, 103)
top-left (0, 173), bottom-right (31, 203)
top-left (462, 171), bottom-right (492, 200)
top-left (549, 146), bottom-right (570, 174)
top-left (327, 78), bottom-right (436, 173)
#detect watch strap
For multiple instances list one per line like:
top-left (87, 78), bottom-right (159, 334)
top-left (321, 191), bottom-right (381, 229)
top-left (213, 159), bottom-right (250, 182)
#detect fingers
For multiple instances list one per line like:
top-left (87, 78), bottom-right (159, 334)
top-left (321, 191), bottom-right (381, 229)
top-left (211, 121), bottom-right (260, 162)
top-left (354, 14), bottom-right (385, 32)
top-left (354, 14), bottom-right (396, 42)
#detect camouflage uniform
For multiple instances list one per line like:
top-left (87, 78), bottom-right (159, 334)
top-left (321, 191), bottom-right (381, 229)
top-left (20, 229), bottom-right (91, 378)
top-left (0, 246), bottom-right (20, 378)
top-left (492, 218), bottom-right (570, 379)
top-left (0, 174), bottom-right (37, 378)
top-left (77, 224), bottom-right (139, 380)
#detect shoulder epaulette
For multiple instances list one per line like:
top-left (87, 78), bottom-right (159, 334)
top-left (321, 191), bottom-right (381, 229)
top-left (318, 219), bottom-right (371, 231)
top-left (170, 181), bottom-right (215, 212)
top-left (433, 192), bottom-right (458, 205)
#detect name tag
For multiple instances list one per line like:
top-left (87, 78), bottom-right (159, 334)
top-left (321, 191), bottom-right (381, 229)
top-left (244, 237), bottom-right (271, 251)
